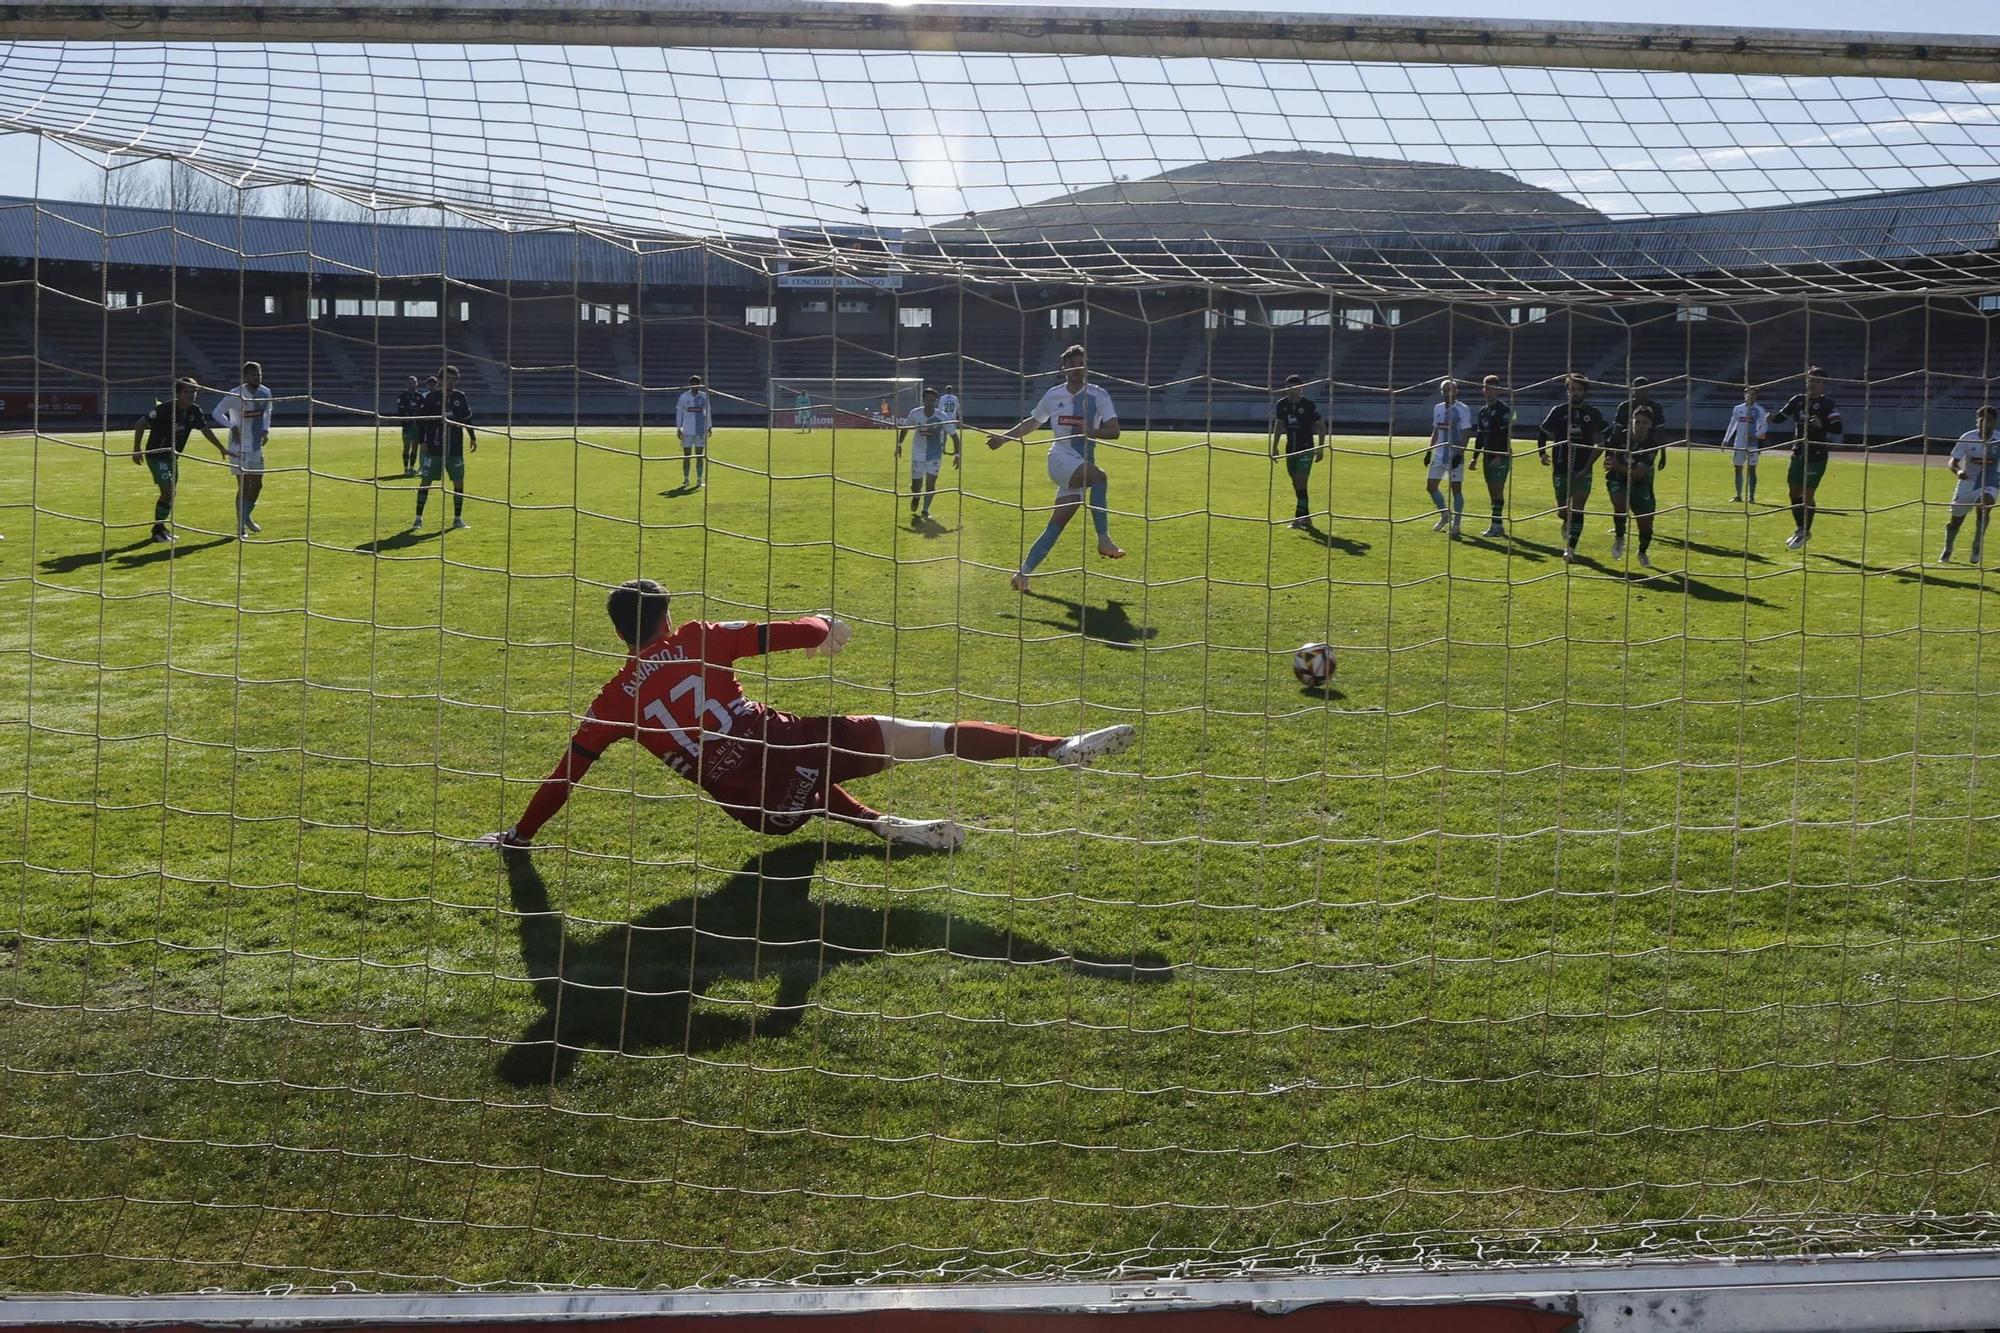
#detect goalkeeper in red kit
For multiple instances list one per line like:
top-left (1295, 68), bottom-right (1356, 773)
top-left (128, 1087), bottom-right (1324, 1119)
top-left (478, 579), bottom-right (1135, 852)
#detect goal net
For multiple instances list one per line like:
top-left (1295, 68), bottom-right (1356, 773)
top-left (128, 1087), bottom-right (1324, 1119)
top-left (4, 6), bottom-right (2000, 1305)
top-left (773, 377), bottom-right (926, 432)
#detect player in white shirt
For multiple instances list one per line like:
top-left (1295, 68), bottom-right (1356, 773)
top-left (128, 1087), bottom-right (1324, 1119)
top-left (937, 384), bottom-right (963, 453)
top-left (213, 359), bottom-right (274, 537)
top-left (895, 386), bottom-right (958, 524)
top-left (1425, 377), bottom-right (1474, 537)
top-left (1723, 385), bottom-right (1770, 503)
top-left (675, 374), bottom-right (712, 490)
top-left (984, 344), bottom-right (1124, 593)
top-left (1940, 406), bottom-right (2000, 565)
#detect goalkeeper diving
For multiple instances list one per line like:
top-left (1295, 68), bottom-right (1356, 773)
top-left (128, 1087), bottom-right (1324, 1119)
top-left (478, 579), bottom-right (1134, 852)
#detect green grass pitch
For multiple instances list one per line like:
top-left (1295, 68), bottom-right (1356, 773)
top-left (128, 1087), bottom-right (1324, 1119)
top-left (2, 422), bottom-right (1999, 1291)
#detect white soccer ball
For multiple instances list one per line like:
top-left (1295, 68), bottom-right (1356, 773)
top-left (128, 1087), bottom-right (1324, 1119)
top-left (1293, 641), bottom-right (1336, 688)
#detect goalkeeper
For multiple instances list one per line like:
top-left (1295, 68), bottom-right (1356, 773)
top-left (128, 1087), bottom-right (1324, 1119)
top-left (481, 580), bottom-right (1133, 852)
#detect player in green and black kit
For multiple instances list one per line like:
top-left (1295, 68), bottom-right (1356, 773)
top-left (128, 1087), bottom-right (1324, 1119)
top-left (1602, 403), bottom-right (1665, 570)
top-left (1769, 365), bottom-right (1843, 551)
top-left (1468, 374), bottom-right (1513, 537)
top-left (130, 376), bottom-right (225, 543)
top-left (1270, 374), bottom-right (1326, 529)
top-left (395, 375), bottom-right (424, 477)
top-left (1537, 373), bottom-right (1609, 564)
top-left (412, 365), bottom-right (478, 531)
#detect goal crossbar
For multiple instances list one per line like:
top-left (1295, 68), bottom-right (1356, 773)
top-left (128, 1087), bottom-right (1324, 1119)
top-left (4, 1252), bottom-right (1999, 1328)
top-left (0, 0), bottom-right (1995, 78)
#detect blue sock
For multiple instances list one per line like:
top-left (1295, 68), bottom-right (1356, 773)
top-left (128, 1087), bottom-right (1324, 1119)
top-left (1088, 479), bottom-right (1111, 539)
top-left (1022, 520), bottom-right (1065, 575)
top-left (1429, 489), bottom-right (1446, 512)
top-left (1452, 492), bottom-right (1464, 519)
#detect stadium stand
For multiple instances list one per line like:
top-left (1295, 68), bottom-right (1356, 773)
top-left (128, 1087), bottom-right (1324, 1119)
top-left (4, 152), bottom-right (1999, 440)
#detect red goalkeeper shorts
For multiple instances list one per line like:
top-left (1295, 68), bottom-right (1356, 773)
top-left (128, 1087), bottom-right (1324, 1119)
top-left (707, 713), bottom-right (889, 834)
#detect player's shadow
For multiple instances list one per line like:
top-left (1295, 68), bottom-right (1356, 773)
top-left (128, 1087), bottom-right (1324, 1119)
top-left (1292, 520), bottom-right (1370, 555)
top-left (353, 529), bottom-right (439, 555)
top-left (38, 537), bottom-right (155, 574)
top-left (1464, 534), bottom-right (1549, 563)
top-left (496, 842), bottom-right (1173, 1086)
top-left (909, 514), bottom-right (953, 538)
top-left (661, 483), bottom-right (699, 498)
top-left (1659, 534), bottom-right (1776, 566)
top-left (371, 472), bottom-right (415, 482)
top-left (1008, 591), bottom-right (1158, 651)
top-left (112, 536), bottom-right (235, 568)
top-left (1602, 564), bottom-right (1775, 608)
top-left (1816, 553), bottom-right (1994, 594)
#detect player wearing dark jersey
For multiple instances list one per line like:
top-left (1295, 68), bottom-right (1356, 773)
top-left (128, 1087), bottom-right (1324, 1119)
top-left (130, 376), bottom-right (224, 543)
top-left (478, 580), bottom-right (1136, 853)
top-left (413, 366), bottom-right (477, 531)
top-left (1608, 370), bottom-right (1672, 548)
top-left (1468, 374), bottom-right (1513, 537)
top-left (1270, 375), bottom-right (1326, 528)
top-left (1603, 404), bottom-right (1664, 570)
top-left (395, 376), bottom-right (425, 477)
top-left (1537, 374), bottom-right (1609, 563)
top-left (1610, 377), bottom-right (1668, 458)
top-left (1768, 366), bottom-right (1843, 550)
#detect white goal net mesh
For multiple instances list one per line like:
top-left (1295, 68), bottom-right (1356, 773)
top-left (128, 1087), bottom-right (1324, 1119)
top-left (2, 12), bottom-right (2000, 1295)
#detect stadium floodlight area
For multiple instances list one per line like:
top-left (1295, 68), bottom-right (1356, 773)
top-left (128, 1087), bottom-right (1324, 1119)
top-left (6, 3), bottom-right (2000, 1326)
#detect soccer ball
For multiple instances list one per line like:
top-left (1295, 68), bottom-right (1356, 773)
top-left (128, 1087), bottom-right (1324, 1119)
top-left (1293, 642), bottom-right (1336, 688)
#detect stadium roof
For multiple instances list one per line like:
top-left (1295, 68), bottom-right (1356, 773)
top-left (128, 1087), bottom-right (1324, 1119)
top-left (3, 170), bottom-right (1998, 300)
top-left (0, 198), bottom-right (766, 287)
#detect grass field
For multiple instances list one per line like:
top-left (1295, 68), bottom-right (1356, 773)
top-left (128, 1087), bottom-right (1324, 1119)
top-left (3, 421), bottom-right (2000, 1292)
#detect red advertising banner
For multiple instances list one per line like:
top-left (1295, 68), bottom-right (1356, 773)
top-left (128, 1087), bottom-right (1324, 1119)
top-left (0, 389), bottom-right (100, 421)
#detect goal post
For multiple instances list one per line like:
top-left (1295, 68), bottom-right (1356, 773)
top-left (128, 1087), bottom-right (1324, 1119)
top-left (5, 4), bottom-right (2000, 1323)
top-left (771, 377), bottom-right (927, 432)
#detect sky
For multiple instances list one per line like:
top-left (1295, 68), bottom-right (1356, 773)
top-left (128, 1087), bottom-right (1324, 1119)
top-left (1161, 0), bottom-right (2000, 32)
top-left (2, 0), bottom-right (1998, 235)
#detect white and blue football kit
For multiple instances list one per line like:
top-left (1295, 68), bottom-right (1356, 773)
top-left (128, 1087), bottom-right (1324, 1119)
top-left (1427, 399), bottom-right (1473, 482)
top-left (675, 389), bottom-right (711, 452)
top-left (902, 405), bottom-right (949, 479)
top-left (1032, 381), bottom-right (1117, 499)
top-left (1951, 429), bottom-right (2000, 513)
top-left (215, 382), bottom-right (274, 477)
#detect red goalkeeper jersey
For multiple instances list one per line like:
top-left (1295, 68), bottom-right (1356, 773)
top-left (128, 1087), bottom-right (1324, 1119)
top-left (514, 616), bottom-right (888, 840)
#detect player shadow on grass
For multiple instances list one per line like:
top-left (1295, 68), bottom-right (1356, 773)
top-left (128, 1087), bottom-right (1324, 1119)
top-left (1816, 553), bottom-right (1995, 594)
top-left (1006, 591), bottom-right (1158, 651)
top-left (495, 841), bottom-right (1173, 1086)
top-left (353, 528), bottom-right (440, 555)
top-left (1465, 534), bottom-right (1551, 563)
top-left (113, 536), bottom-right (235, 568)
top-left (1292, 520), bottom-right (1369, 556)
top-left (39, 537), bottom-right (156, 574)
top-left (1597, 563), bottom-right (1776, 608)
top-left (39, 535), bottom-right (237, 574)
top-left (1659, 534), bottom-right (1777, 566)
